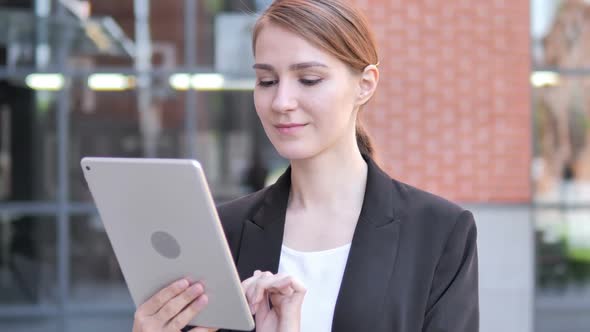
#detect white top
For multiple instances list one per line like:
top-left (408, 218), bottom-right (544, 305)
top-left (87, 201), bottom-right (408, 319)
top-left (278, 243), bottom-right (351, 332)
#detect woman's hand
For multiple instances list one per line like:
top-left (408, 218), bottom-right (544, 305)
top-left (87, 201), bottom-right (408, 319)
top-left (132, 278), bottom-right (217, 332)
top-left (242, 270), bottom-right (306, 332)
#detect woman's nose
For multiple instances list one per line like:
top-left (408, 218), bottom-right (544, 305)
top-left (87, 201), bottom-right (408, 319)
top-left (271, 81), bottom-right (298, 113)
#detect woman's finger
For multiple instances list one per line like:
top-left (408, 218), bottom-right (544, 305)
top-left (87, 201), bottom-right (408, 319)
top-left (250, 273), bottom-right (290, 315)
top-left (155, 282), bottom-right (205, 322)
top-left (188, 327), bottom-right (218, 332)
top-left (244, 279), bottom-right (259, 311)
top-left (242, 271), bottom-right (265, 314)
top-left (269, 283), bottom-right (295, 297)
top-left (254, 274), bottom-right (292, 301)
top-left (250, 271), bottom-right (272, 307)
top-left (253, 290), bottom-right (270, 320)
top-left (256, 275), bottom-right (307, 312)
top-left (242, 271), bottom-right (274, 315)
top-left (288, 276), bottom-right (306, 294)
top-left (243, 271), bottom-right (305, 315)
top-left (240, 270), bottom-right (261, 292)
top-left (137, 278), bottom-right (190, 317)
top-left (166, 294), bottom-right (209, 331)
top-left (242, 271), bottom-right (263, 300)
top-left (251, 272), bottom-right (274, 313)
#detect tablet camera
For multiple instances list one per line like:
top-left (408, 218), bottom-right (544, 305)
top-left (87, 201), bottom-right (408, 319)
top-left (150, 231), bottom-right (181, 259)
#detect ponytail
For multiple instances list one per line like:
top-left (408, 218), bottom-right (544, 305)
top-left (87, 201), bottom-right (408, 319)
top-left (355, 122), bottom-right (375, 158)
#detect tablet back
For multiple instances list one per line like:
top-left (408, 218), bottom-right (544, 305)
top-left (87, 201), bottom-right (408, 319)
top-left (81, 157), bottom-right (254, 331)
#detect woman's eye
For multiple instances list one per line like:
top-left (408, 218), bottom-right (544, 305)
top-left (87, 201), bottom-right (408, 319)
top-left (300, 78), bottom-right (322, 86)
top-left (257, 80), bottom-right (277, 87)
top-left (256, 78), bottom-right (322, 87)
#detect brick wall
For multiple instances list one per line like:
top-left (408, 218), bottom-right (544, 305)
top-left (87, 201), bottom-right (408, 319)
top-left (353, 0), bottom-right (531, 203)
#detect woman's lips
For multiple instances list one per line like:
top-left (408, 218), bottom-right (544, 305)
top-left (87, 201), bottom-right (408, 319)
top-left (275, 123), bottom-right (307, 135)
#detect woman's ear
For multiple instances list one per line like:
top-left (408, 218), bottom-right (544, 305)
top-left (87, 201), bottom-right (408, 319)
top-left (356, 64), bottom-right (379, 106)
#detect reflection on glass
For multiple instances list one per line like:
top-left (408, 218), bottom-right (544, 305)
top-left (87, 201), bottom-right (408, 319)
top-left (532, 0), bottom-right (590, 68)
top-left (0, 318), bottom-right (58, 332)
top-left (0, 215), bottom-right (56, 305)
top-left (533, 77), bottom-right (590, 203)
top-left (69, 84), bottom-right (187, 202)
top-left (68, 85), bottom-right (281, 203)
top-left (69, 214), bottom-right (131, 306)
top-left (535, 209), bottom-right (590, 331)
top-left (536, 209), bottom-right (590, 289)
top-left (0, 83), bottom-right (58, 202)
top-left (0, 6), bottom-right (134, 70)
top-left (67, 316), bottom-right (133, 332)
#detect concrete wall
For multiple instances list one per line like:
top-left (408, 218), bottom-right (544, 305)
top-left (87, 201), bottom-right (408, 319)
top-left (469, 205), bottom-right (534, 332)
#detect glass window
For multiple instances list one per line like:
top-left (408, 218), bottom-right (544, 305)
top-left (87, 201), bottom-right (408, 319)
top-left (0, 85), bottom-right (58, 202)
top-left (68, 86), bottom-right (185, 202)
top-left (0, 318), bottom-right (58, 332)
top-left (0, 215), bottom-right (57, 306)
top-left (532, 1), bottom-right (590, 330)
top-left (69, 214), bottom-right (131, 306)
top-left (533, 76), bottom-right (590, 203)
top-left (68, 85), bottom-right (278, 203)
top-left (532, 0), bottom-right (590, 69)
top-left (535, 208), bottom-right (590, 331)
top-left (66, 315), bottom-right (133, 332)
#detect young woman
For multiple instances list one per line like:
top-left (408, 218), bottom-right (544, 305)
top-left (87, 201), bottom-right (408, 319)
top-left (132, 1), bottom-right (479, 331)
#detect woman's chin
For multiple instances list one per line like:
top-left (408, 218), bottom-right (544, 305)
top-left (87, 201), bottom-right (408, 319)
top-left (273, 143), bottom-right (319, 161)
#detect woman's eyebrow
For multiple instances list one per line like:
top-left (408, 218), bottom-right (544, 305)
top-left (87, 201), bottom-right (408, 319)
top-left (252, 62), bottom-right (328, 71)
top-left (252, 63), bottom-right (274, 71)
top-left (289, 62), bottom-right (328, 70)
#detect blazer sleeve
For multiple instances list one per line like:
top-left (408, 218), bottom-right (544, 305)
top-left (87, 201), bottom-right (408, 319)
top-left (422, 210), bottom-right (479, 332)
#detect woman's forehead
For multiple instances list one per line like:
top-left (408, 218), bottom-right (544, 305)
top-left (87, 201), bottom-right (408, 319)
top-left (254, 24), bottom-right (336, 66)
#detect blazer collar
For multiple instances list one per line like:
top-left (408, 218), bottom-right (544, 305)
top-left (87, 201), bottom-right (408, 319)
top-left (236, 154), bottom-right (403, 331)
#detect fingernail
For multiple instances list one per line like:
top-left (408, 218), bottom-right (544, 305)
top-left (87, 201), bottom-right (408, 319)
top-left (194, 294), bottom-right (208, 307)
top-left (191, 283), bottom-right (203, 294)
top-left (178, 279), bottom-right (189, 288)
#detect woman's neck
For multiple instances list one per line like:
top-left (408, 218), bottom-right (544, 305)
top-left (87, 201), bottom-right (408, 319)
top-left (288, 147), bottom-right (368, 212)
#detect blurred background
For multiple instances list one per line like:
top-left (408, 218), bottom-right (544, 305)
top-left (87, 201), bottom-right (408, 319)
top-left (0, 0), bottom-right (588, 331)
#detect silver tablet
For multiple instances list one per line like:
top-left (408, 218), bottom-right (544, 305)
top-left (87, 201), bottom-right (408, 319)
top-left (81, 157), bottom-right (254, 331)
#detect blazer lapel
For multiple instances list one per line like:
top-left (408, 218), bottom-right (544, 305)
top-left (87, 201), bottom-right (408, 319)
top-left (236, 168), bottom-right (291, 281)
top-left (235, 156), bottom-right (403, 332)
top-left (331, 157), bottom-right (402, 332)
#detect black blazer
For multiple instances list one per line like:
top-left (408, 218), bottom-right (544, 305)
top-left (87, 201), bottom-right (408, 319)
top-left (216, 156), bottom-right (479, 332)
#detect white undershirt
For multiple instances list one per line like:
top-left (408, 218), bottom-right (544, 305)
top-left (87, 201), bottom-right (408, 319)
top-left (278, 243), bottom-right (351, 332)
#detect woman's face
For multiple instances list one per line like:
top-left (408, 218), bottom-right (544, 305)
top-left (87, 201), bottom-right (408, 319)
top-left (253, 23), bottom-right (362, 160)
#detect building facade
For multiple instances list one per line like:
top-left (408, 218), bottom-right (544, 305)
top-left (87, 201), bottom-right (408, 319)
top-left (0, 0), bottom-right (587, 331)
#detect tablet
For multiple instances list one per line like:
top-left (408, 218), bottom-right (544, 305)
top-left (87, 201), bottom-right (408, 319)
top-left (80, 157), bottom-right (254, 331)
